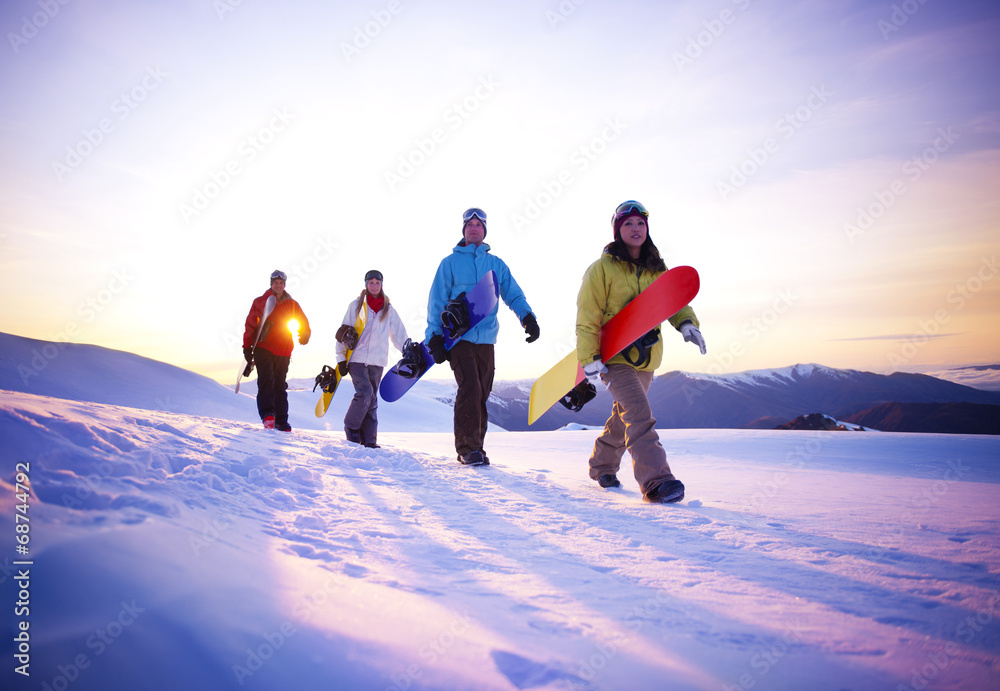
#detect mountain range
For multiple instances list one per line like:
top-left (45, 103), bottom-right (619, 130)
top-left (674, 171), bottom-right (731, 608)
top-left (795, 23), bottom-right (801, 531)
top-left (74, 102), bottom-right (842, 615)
top-left (2, 332), bottom-right (998, 435)
top-left (491, 363), bottom-right (1000, 433)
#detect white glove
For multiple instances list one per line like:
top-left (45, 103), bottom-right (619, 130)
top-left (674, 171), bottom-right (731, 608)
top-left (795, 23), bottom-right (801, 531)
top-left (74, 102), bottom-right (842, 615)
top-left (583, 360), bottom-right (608, 388)
top-left (680, 323), bottom-right (707, 354)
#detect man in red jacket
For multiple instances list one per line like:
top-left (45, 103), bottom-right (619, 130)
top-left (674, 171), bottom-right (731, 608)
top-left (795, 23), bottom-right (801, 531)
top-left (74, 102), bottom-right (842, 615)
top-left (243, 270), bottom-right (311, 431)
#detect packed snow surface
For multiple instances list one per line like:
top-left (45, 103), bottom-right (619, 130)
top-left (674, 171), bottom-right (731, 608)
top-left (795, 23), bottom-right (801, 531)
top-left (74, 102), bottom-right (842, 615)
top-left (1, 336), bottom-right (999, 690)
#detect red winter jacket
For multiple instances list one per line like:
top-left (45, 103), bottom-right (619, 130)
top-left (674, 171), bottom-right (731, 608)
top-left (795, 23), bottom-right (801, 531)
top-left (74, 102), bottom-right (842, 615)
top-left (243, 289), bottom-right (311, 358)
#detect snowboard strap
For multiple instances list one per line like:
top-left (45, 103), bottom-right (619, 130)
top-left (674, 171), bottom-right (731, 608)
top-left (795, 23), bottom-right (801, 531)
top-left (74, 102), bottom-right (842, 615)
top-left (313, 365), bottom-right (337, 393)
top-left (440, 292), bottom-right (470, 340)
top-left (397, 339), bottom-right (428, 379)
top-left (622, 327), bottom-right (660, 368)
top-left (559, 380), bottom-right (597, 412)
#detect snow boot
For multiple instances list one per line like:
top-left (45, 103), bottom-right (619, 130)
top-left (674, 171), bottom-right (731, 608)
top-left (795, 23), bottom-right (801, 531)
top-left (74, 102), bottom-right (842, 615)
top-left (457, 450), bottom-right (488, 466)
top-left (276, 422), bottom-right (292, 432)
top-left (263, 416), bottom-right (275, 430)
top-left (644, 480), bottom-right (685, 504)
top-left (598, 474), bottom-right (621, 488)
top-left (345, 427), bottom-right (362, 444)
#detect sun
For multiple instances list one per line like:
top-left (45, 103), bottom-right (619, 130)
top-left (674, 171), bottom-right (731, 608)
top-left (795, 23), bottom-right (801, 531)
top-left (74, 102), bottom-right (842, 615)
top-left (287, 319), bottom-right (300, 337)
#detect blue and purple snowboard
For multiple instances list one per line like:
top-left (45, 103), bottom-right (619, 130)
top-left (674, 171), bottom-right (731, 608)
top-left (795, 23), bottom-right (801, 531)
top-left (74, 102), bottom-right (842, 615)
top-left (379, 271), bottom-right (500, 403)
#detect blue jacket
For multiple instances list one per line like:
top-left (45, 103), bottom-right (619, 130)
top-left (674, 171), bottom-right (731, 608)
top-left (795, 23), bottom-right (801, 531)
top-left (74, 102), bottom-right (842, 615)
top-left (425, 241), bottom-right (533, 344)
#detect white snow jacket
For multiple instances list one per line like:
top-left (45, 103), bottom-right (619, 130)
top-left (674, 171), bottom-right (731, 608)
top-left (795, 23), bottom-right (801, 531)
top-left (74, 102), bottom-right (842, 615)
top-left (335, 297), bottom-right (408, 369)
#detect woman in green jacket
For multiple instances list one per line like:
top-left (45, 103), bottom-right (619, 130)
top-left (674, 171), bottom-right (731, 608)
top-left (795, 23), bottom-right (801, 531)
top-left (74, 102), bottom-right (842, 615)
top-left (576, 200), bottom-right (706, 503)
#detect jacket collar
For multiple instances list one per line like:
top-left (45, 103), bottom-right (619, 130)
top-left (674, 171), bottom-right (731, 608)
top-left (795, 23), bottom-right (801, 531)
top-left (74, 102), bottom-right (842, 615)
top-left (454, 240), bottom-right (491, 254)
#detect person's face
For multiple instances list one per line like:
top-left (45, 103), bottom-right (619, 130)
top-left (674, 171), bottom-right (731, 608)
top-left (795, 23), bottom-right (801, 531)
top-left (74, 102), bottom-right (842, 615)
top-left (271, 278), bottom-right (285, 297)
top-left (366, 278), bottom-right (382, 296)
top-left (463, 219), bottom-right (486, 246)
top-left (619, 215), bottom-right (647, 255)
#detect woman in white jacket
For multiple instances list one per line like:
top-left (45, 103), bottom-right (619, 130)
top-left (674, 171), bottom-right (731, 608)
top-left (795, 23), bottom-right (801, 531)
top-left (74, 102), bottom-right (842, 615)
top-left (336, 270), bottom-right (409, 447)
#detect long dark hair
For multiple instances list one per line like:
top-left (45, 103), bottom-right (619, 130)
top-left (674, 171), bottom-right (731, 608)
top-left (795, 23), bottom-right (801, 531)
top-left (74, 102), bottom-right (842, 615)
top-left (603, 234), bottom-right (666, 272)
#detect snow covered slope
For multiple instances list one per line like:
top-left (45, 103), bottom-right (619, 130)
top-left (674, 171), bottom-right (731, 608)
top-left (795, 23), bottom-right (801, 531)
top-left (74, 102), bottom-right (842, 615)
top-left (2, 389), bottom-right (999, 690)
top-left (0, 331), bottom-right (461, 433)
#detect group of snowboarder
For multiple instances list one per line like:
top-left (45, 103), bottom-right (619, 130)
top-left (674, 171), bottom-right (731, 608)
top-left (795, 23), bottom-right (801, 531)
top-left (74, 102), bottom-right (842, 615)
top-left (242, 201), bottom-right (706, 503)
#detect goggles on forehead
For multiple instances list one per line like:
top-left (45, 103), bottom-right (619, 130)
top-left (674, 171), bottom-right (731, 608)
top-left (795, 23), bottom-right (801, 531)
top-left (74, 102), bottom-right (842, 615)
top-left (613, 200), bottom-right (649, 221)
top-left (462, 208), bottom-right (487, 224)
top-left (270, 270), bottom-right (287, 282)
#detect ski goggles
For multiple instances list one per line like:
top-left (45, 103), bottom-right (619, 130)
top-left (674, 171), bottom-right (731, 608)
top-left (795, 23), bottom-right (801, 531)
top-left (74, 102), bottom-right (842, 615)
top-left (270, 270), bottom-right (287, 282)
top-left (613, 200), bottom-right (649, 221)
top-left (462, 208), bottom-right (487, 224)
top-left (364, 269), bottom-right (383, 282)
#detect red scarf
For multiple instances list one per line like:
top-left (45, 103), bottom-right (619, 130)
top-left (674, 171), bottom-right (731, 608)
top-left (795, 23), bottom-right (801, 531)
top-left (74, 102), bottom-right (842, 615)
top-left (366, 294), bottom-right (384, 313)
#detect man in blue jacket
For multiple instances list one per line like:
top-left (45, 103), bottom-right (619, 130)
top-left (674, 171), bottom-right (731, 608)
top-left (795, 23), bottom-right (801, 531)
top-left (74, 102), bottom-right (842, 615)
top-left (426, 208), bottom-right (540, 466)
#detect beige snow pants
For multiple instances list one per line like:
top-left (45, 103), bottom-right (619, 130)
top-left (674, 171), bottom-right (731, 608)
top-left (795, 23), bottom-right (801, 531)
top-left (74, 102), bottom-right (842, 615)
top-left (588, 364), bottom-right (677, 497)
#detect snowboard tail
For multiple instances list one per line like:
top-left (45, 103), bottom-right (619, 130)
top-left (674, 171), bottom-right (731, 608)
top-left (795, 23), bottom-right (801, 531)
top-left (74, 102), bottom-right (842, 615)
top-left (527, 266), bottom-right (700, 425)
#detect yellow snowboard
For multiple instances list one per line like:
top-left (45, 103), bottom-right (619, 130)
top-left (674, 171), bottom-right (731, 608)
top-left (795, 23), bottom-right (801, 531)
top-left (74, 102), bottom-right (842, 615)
top-left (527, 352), bottom-right (585, 425)
top-left (315, 304), bottom-right (367, 417)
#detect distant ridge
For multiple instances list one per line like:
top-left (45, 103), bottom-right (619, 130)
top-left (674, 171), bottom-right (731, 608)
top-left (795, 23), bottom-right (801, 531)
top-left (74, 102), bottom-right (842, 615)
top-left (841, 402), bottom-right (1000, 435)
top-left (491, 363), bottom-right (1000, 432)
top-left (775, 413), bottom-right (869, 432)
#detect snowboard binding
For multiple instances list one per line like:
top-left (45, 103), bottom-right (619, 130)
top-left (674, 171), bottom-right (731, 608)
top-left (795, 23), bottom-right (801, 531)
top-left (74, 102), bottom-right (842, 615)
top-left (313, 365), bottom-right (337, 393)
top-left (441, 292), bottom-right (470, 340)
top-left (559, 380), bottom-right (597, 412)
top-left (397, 339), bottom-right (428, 379)
top-left (336, 324), bottom-right (359, 350)
top-left (622, 328), bottom-right (660, 369)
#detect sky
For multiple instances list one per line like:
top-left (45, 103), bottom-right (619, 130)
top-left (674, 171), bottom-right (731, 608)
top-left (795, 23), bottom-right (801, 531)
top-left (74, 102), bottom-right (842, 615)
top-left (1, 0), bottom-right (998, 385)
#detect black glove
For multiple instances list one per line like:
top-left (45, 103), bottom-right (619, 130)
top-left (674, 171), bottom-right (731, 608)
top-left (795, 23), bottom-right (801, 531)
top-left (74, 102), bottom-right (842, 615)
top-left (338, 361), bottom-right (348, 377)
top-left (522, 313), bottom-right (540, 343)
top-left (243, 346), bottom-right (254, 363)
top-left (298, 328), bottom-right (311, 346)
top-left (428, 334), bottom-right (448, 364)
